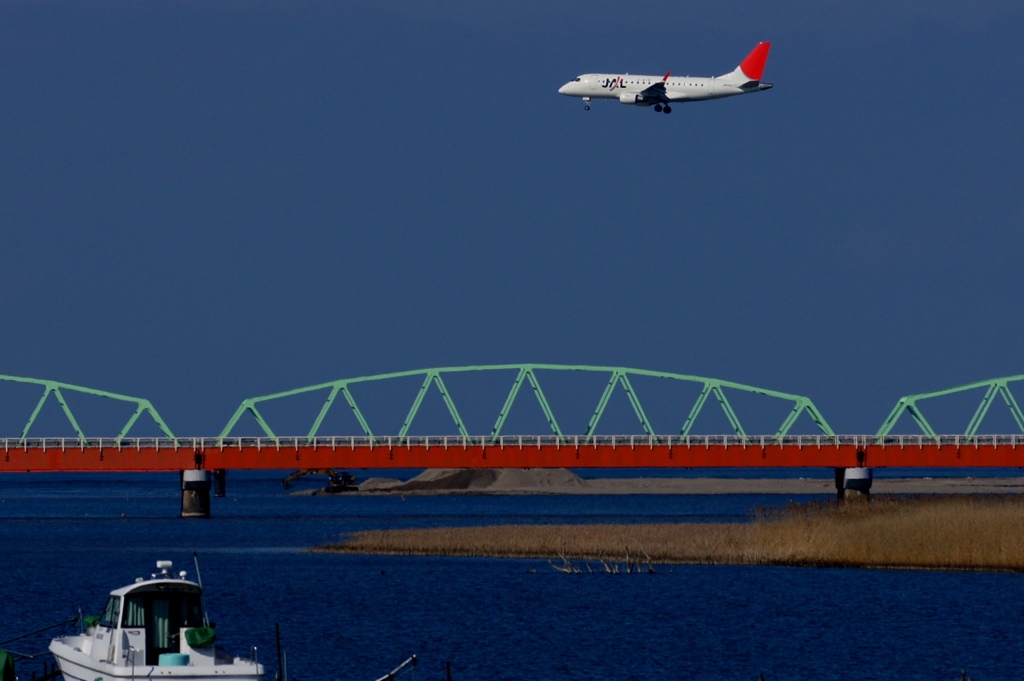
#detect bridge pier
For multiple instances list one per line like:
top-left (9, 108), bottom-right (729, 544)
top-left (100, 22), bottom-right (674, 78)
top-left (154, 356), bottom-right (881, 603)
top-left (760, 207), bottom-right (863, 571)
top-left (213, 469), bottom-right (227, 497)
top-left (835, 467), bottom-right (872, 501)
top-left (181, 469), bottom-right (212, 518)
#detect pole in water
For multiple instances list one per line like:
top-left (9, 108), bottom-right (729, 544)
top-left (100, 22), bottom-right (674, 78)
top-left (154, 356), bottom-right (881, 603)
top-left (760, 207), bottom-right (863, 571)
top-left (275, 623), bottom-right (283, 681)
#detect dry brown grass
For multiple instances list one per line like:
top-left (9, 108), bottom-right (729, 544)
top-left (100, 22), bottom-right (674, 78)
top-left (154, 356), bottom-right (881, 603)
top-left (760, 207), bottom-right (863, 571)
top-left (314, 496), bottom-right (1024, 570)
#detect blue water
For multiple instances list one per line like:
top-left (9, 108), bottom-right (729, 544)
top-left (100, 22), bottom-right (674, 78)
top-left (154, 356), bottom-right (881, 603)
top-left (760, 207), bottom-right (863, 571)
top-left (2, 471), bottom-right (1022, 680)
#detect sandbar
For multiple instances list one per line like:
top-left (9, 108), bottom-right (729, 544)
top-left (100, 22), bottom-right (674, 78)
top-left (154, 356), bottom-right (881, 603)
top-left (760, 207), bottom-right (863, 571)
top-left (297, 468), bottom-right (1024, 496)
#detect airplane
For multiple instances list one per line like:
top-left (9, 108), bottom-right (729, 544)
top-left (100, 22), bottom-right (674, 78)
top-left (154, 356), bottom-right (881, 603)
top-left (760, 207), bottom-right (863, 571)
top-left (558, 42), bottom-right (772, 113)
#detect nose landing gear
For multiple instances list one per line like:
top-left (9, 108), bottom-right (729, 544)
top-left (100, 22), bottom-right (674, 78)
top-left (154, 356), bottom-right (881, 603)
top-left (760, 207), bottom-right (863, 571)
top-left (582, 97), bottom-right (591, 111)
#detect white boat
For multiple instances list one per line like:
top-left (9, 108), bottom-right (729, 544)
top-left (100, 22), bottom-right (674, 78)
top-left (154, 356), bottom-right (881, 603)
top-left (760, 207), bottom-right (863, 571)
top-left (49, 560), bottom-right (263, 681)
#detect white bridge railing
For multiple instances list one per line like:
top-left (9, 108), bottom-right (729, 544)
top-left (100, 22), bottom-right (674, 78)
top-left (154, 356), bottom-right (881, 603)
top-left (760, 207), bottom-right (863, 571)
top-left (3, 434), bottom-right (1024, 451)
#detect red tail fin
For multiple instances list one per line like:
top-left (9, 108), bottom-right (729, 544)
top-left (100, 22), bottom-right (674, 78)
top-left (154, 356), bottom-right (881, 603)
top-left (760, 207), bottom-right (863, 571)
top-left (739, 42), bottom-right (771, 81)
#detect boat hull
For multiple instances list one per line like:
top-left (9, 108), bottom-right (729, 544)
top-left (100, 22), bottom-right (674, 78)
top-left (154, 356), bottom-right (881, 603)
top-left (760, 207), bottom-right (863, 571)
top-left (50, 639), bottom-right (264, 681)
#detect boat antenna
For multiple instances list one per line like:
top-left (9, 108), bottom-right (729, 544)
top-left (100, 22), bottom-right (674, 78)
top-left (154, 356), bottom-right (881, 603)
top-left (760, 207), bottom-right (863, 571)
top-left (192, 551), bottom-right (204, 590)
top-left (192, 551), bottom-right (210, 627)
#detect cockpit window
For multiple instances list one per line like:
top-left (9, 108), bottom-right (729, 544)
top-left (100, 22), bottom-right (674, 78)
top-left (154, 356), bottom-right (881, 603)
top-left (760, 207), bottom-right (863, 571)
top-left (99, 596), bottom-right (121, 629)
top-left (120, 592), bottom-right (205, 630)
top-left (574, 78), bottom-right (581, 82)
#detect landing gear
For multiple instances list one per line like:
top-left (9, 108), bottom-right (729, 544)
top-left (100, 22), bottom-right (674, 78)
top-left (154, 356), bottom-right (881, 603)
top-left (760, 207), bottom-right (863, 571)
top-left (663, 105), bottom-right (672, 114)
top-left (583, 97), bottom-right (591, 111)
top-left (654, 104), bottom-right (662, 112)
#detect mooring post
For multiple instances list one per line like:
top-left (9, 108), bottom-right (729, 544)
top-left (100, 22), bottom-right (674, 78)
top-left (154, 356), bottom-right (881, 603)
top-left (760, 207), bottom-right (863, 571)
top-left (180, 469), bottom-right (212, 518)
top-left (834, 466), bottom-right (872, 501)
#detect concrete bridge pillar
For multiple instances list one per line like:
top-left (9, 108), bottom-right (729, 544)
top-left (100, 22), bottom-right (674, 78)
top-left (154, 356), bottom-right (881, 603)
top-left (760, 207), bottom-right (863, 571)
top-left (834, 466), bottom-right (872, 501)
top-left (181, 469), bottom-right (212, 518)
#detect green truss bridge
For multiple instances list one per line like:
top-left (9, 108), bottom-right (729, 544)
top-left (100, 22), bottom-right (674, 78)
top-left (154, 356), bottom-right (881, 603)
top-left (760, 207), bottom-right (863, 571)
top-left (220, 364), bottom-right (836, 442)
top-left (2, 367), bottom-right (1024, 473)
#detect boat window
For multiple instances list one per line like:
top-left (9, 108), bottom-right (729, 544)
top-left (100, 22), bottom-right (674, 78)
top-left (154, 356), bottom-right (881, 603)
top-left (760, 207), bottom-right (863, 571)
top-left (182, 594), bottom-right (204, 628)
top-left (120, 593), bottom-right (204, 630)
top-left (99, 596), bottom-right (121, 629)
top-left (151, 598), bottom-right (171, 649)
top-left (123, 595), bottom-right (146, 628)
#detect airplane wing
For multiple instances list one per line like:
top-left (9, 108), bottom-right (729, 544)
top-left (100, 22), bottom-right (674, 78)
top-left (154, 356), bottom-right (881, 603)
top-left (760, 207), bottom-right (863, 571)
top-left (640, 75), bottom-right (670, 104)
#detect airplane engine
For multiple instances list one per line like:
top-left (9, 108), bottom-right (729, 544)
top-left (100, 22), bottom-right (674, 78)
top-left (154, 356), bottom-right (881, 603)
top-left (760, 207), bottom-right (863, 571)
top-left (618, 93), bottom-right (644, 105)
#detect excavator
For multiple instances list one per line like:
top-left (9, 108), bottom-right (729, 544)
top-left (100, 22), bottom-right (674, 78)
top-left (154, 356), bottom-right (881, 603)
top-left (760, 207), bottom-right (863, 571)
top-left (281, 469), bottom-right (358, 493)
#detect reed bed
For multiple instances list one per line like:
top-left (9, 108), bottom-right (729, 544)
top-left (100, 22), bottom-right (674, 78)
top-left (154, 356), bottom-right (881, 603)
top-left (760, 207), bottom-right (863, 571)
top-left (315, 496), bottom-right (1024, 570)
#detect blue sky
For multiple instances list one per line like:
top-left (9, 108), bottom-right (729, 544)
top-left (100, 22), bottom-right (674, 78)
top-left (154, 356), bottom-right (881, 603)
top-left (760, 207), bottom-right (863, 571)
top-left (2, 2), bottom-right (1022, 438)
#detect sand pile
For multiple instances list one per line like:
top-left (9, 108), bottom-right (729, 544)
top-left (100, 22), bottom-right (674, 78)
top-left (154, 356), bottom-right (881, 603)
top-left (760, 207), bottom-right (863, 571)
top-left (360, 468), bottom-right (587, 493)
top-left (316, 472), bottom-right (1024, 496)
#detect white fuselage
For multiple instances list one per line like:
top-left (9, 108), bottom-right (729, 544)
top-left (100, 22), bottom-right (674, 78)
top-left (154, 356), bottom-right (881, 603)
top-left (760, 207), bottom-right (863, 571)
top-left (559, 74), bottom-right (733, 102)
top-left (558, 43), bottom-right (773, 111)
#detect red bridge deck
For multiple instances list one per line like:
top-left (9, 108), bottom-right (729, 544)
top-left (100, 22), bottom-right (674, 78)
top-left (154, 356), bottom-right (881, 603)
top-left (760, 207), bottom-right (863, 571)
top-left (3, 435), bottom-right (1024, 472)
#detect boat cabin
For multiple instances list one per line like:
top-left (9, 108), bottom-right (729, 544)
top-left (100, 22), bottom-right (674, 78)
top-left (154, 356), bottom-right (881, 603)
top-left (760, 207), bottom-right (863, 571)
top-left (91, 565), bottom-right (213, 667)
